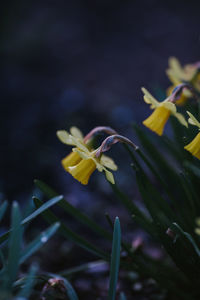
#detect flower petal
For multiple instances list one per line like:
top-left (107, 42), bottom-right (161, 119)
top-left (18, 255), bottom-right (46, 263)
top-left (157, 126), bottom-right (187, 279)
top-left (162, 101), bottom-right (176, 114)
top-left (57, 130), bottom-right (74, 145)
top-left (73, 148), bottom-right (90, 160)
top-left (104, 169), bottom-right (115, 184)
top-left (70, 127), bottom-right (84, 140)
top-left (142, 87), bottom-right (159, 109)
top-left (174, 112), bottom-right (188, 127)
top-left (70, 136), bottom-right (89, 152)
top-left (187, 111), bottom-right (200, 129)
top-left (101, 155), bottom-right (118, 171)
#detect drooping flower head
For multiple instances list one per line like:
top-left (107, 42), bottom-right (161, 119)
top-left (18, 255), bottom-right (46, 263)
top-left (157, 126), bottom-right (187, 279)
top-left (142, 87), bottom-right (188, 136)
top-left (57, 126), bottom-right (118, 185)
top-left (166, 57), bottom-right (200, 105)
top-left (184, 112), bottom-right (200, 159)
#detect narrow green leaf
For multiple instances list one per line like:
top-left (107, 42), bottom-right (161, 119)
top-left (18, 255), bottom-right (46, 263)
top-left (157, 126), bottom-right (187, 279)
top-left (17, 263), bottom-right (38, 298)
top-left (22, 195), bottom-right (63, 225)
top-left (0, 195), bottom-right (63, 246)
top-left (20, 222), bottom-right (60, 264)
top-left (35, 179), bottom-right (112, 240)
top-left (59, 260), bottom-right (106, 277)
top-left (33, 197), bottom-right (109, 260)
top-left (171, 223), bottom-right (200, 258)
top-left (62, 278), bottom-right (79, 300)
top-left (111, 184), bottom-right (156, 236)
top-left (4, 202), bottom-right (22, 289)
top-left (108, 217), bottom-right (121, 300)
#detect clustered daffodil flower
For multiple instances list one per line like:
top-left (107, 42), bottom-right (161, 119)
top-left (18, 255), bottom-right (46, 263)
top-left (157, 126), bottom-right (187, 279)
top-left (142, 87), bottom-right (188, 136)
top-left (184, 112), bottom-right (200, 159)
top-left (57, 127), bottom-right (118, 185)
top-left (166, 57), bottom-right (200, 106)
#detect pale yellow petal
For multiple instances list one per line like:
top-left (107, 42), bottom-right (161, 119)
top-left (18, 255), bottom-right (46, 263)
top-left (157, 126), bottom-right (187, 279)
top-left (141, 87), bottom-right (159, 109)
top-left (70, 136), bottom-right (89, 152)
top-left (168, 57), bottom-right (183, 78)
top-left (162, 101), bottom-right (176, 114)
top-left (56, 130), bottom-right (74, 145)
top-left (104, 169), bottom-right (115, 184)
top-left (174, 112), bottom-right (188, 127)
top-left (187, 111), bottom-right (200, 129)
top-left (72, 148), bottom-right (90, 160)
top-left (101, 155), bottom-right (118, 171)
top-left (70, 127), bottom-right (84, 140)
top-left (166, 69), bottom-right (181, 85)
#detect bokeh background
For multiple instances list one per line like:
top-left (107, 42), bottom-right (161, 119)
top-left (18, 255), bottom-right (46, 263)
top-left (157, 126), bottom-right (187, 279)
top-left (1, 0), bottom-right (200, 205)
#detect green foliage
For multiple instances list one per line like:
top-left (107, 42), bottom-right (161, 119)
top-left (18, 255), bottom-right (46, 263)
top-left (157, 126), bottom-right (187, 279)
top-left (0, 196), bottom-right (62, 299)
top-left (108, 217), bottom-right (121, 300)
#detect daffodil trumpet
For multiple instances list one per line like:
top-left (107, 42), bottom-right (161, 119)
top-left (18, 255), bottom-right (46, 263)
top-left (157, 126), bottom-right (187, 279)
top-left (142, 87), bottom-right (188, 136)
top-left (57, 126), bottom-right (118, 185)
top-left (184, 111), bottom-right (200, 160)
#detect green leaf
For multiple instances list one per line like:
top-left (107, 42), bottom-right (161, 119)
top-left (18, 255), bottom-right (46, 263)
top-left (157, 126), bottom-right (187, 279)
top-left (4, 202), bottom-right (22, 289)
top-left (111, 184), bottom-right (156, 237)
top-left (171, 223), bottom-right (200, 258)
top-left (108, 217), bottom-right (121, 300)
top-left (17, 263), bottom-right (38, 298)
top-left (22, 195), bottom-right (63, 224)
top-left (62, 278), bottom-right (79, 300)
top-left (33, 197), bottom-right (109, 260)
top-left (0, 195), bottom-right (63, 246)
top-left (20, 222), bottom-right (60, 264)
top-left (34, 179), bottom-right (112, 240)
top-left (59, 260), bottom-right (106, 277)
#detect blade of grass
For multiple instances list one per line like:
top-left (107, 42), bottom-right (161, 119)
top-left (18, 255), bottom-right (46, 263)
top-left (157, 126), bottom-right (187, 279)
top-left (4, 202), bottom-right (22, 289)
top-left (20, 222), bottom-right (60, 264)
top-left (108, 217), bottom-right (121, 300)
top-left (17, 263), bottom-right (38, 298)
top-left (61, 277), bottom-right (79, 300)
top-left (34, 179), bottom-right (112, 240)
top-left (0, 195), bottom-right (63, 246)
top-left (110, 184), bottom-right (156, 237)
top-left (33, 197), bottom-right (109, 260)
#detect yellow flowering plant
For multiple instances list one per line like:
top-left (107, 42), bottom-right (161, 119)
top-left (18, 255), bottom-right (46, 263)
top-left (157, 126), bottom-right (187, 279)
top-left (142, 86), bottom-right (188, 135)
top-left (166, 57), bottom-right (200, 105)
top-left (57, 126), bottom-right (118, 184)
top-left (184, 111), bottom-right (200, 159)
top-left (11, 56), bottom-right (200, 299)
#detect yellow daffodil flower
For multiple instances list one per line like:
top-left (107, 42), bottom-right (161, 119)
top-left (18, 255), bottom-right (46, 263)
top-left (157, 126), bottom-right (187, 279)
top-left (184, 112), bottom-right (200, 159)
top-left (57, 127), bottom-right (85, 170)
top-left (57, 127), bottom-right (117, 185)
top-left (142, 87), bottom-right (188, 136)
top-left (166, 57), bottom-right (195, 106)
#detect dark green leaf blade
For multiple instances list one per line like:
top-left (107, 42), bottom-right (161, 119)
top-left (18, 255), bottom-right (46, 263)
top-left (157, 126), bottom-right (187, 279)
top-left (34, 179), bottom-right (112, 240)
top-left (108, 217), bottom-right (121, 300)
top-left (33, 197), bottom-right (109, 260)
top-left (20, 222), bottom-right (60, 264)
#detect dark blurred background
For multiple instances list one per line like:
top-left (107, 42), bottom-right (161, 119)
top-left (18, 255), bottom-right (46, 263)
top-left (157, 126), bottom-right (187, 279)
top-left (1, 0), bottom-right (200, 203)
